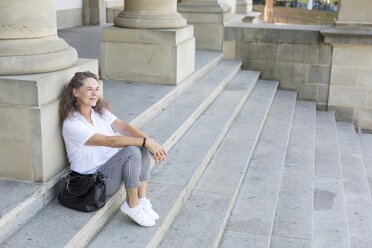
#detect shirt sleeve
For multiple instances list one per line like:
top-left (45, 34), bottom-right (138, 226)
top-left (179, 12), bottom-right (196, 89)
top-left (62, 119), bottom-right (96, 146)
top-left (103, 109), bottom-right (118, 124)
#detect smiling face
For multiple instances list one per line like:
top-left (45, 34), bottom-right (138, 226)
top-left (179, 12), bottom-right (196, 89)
top-left (73, 77), bottom-right (100, 110)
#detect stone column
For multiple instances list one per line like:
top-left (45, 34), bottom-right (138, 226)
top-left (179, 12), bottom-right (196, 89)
top-left (114, 0), bottom-right (187, 28)
top-left (83, 0), bottom-right (106, 25)
top-left (323, 0), bottom-right (372, 131)
top-left (0, 0), bottom-right (77, 75)
top-left (178, 0), bottom-right (231, 51)
top-left (0, 0), bottom-right (98, 182)
top-left (101, 0), bottom-right (195, 85)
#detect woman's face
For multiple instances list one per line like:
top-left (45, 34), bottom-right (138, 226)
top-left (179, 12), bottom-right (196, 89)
top-left (73, 77), bottom-right (100, 109)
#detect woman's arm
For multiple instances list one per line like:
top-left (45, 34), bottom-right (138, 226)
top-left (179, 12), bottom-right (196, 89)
top-left (85, 118), bottom-right (167, 163)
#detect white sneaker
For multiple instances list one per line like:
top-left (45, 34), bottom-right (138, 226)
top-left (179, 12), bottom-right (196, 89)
top-left (139, 198), bottom-right (160, 221)
top-left (120, 201), bottom-right (156, 227)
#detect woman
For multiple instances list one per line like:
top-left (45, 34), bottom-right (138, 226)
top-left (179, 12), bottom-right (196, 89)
top-left (59, 71), bottom-right (167, 227)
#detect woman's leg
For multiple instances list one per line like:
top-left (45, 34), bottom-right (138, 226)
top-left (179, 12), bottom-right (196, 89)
top-left (98, 146), bottom-right (142, 198)
top-left (138, 147), bottom-right (151, 198)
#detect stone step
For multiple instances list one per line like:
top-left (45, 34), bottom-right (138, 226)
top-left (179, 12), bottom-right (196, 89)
top-left (141, 60), bottom-right (243, 151)
top-left (105, 50), bottom-right (224, 128)
top-left (336, 122), bottom-right (372, 248)
top-left (0, 50), bottom-right (223, 243)
top-left (2, 68), bottom-right (258, 248)
top-left (357, 133), bottom-right (372, 200)
top-left (269, 101), bottom-right (316, 247)
top-left (220, 90), bottom-right (297, 247)
top-left (313, 111), bottom-right (350, 248)
top-left (87, 71), bottom-right (261, 248)
top-left (157, 80), bottom-right (278, 248)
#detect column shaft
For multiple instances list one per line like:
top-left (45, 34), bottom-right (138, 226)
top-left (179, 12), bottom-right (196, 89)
top-left (0, 0), bottom-right (77, 75)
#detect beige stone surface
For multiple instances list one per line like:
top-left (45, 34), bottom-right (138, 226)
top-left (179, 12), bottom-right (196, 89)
top-left (308, 65), bottom-right (331, 85)
top-left (101, 26), bottom-right (195, 84)
top-left (328, 86), bottom-right (367, 108)
top-left (317, 84), bottom-right (330, 105)
top-left (0, 59), bottom-right (98, 182)
top-left (115, 0), bottom-right (187, 29)
top-left (277, 44), bottom-right (318, 64)
top-left (83, 0), bottom-right (106, 25)
top-left (0, 0), bottom-right (78, 76)
top-left (337, 0), bottom-right (372, 26)
top-left (357, 69), bottom-right (372, 88)
top-left (332, 45), bottom-right (372, 67)
top-left (193, 23), bottom-right (224, 50)
top-left (223, 40), bottom-right (236, 59)
top-left (178, 2), bottom-right (231, 51)
top-left (330, 66), bottom-right (357, 87)
top-left (57, 8), bottom-right (84, 29)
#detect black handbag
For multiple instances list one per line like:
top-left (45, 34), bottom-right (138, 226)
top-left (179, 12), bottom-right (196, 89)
top-left (58, 170), bottom-right (106, 212)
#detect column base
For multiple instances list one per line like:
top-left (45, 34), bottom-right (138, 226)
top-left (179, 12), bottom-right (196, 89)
top-left (0, 36), bottom-right (78, 76)
top-left (178, 2), bottom-right (231, 51)
top-left (101, 25), bottom-right (195, 85)
top-left (114, 12), bottom-right (187, 29)
top-left (0, 59), bottom-right (98, 182)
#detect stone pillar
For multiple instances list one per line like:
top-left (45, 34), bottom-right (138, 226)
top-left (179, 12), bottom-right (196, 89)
top-left (83, 0), bottom-right (106, 25)
top-left (0, 0), bottom-right (77, 75)
top-left (101, 0), bottom-right (195, 85)
top-left (236, 0), bottom-right (252, 14)
top-left (323, 0), bottom-right (372, 131)
top-left (178, 0), bottom-right (231, 51)
top-left (114, 0), bottom-right (187, 28)
top-left (336, 0), bottom-right (372, 28)
top-left (0, 0), bottom-right (98, 182)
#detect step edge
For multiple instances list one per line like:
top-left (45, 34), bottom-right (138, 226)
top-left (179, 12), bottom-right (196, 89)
top-left (147, 69), bottom-right (259, 248)
top-left (212, 82), bottom-right (278, 248)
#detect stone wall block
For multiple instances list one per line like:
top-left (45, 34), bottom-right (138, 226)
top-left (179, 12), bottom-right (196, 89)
top-left (332, 46), bottom-right (372, 67)
top-left (328, 86), bottom-right (367, 107)
top-left (317, 44), bottom-right (332, 65)
top-left (317, 84), bottom-right (330, 105)
top-left (297, 83), bottom-right (318, 101)
top-left (308, 65), bottom-right (331, 85)
top-left (330, 66), bottom-right (357, 86)
top-left (277, 44), bottom-right (318, 64)
top-left (357, 68), bottom-right (372, 88)
top-left (237, 41), bottom-right (278, 61)
top-left (367, 90), bottom-right (372, 108)
top-left (276, 63), bottom-right (308, 85)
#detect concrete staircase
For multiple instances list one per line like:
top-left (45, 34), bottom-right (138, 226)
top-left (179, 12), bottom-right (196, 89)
top-left (1, 29), bottom-right (372, 248)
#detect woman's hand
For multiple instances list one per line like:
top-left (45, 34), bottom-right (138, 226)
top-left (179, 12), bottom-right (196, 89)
top-left (145, 138), bottom-right (167, 164)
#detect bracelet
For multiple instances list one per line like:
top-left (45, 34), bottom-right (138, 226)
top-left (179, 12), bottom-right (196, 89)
top-left (142, 137), bottom-right (146, 147)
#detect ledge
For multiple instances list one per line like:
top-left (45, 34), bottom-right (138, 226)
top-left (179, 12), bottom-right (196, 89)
top-left (321, 27), bottom-right (372, 45)
top-left (225, 23), bottom-right (327, 44)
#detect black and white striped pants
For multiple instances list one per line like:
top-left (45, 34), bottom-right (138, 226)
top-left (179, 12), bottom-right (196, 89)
top-left (98, 146), bottom-right (151, 195)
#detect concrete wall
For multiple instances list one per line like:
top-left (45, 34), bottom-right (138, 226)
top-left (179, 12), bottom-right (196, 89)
top-left (225, 23), bottom-right (332, 110)
top-left (56, 0), bottom-right (83, 29)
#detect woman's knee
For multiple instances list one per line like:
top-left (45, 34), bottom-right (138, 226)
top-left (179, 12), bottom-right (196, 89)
top-left (121, 146), bottom-right (142, 161)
